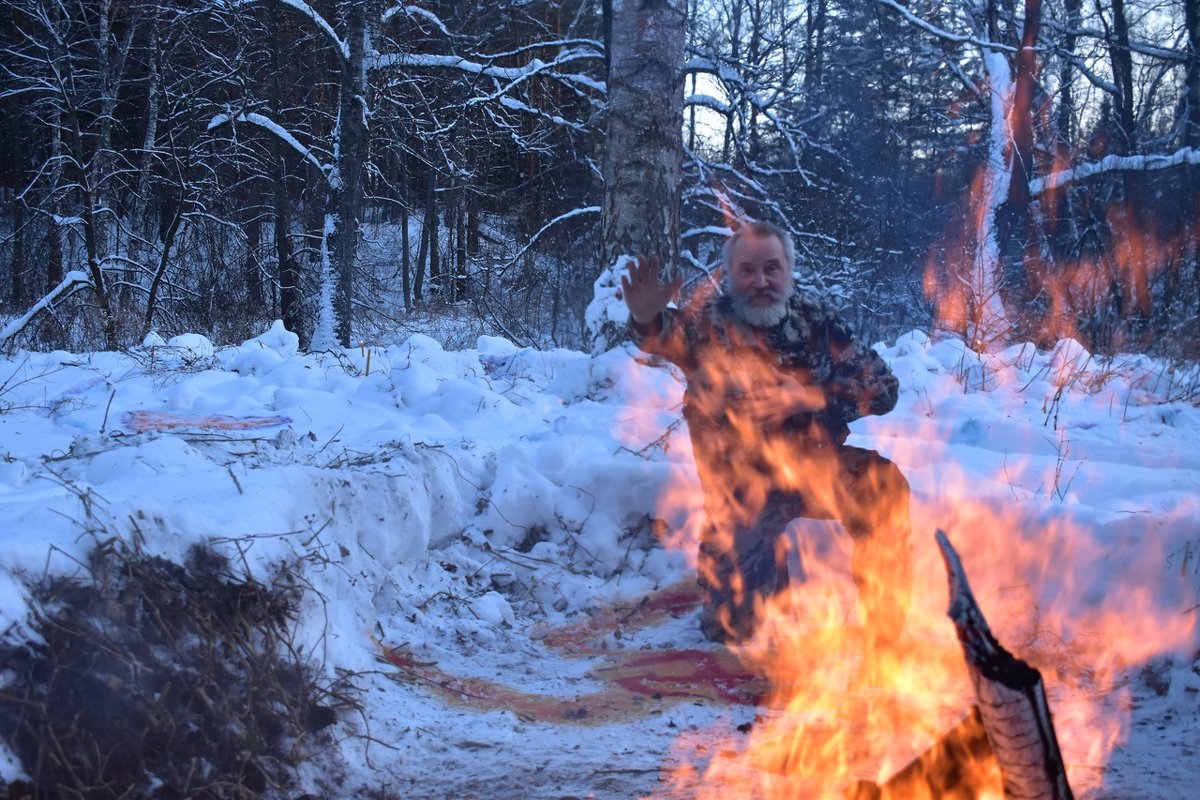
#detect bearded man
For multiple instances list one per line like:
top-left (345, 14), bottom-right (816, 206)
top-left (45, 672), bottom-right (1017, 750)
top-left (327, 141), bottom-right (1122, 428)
top-left (623, 221), bottom-right (912, 668)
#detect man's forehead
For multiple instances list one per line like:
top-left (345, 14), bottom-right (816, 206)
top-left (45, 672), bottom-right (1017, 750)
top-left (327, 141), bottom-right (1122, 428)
top-left (732, 232), bottom-right (786, 261)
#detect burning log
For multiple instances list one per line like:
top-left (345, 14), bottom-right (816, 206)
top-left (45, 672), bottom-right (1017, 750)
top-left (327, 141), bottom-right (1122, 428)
top-left (935, 530), bottom-right (1075, 800)
top-left (844, 707), bottom-right (1000, 799)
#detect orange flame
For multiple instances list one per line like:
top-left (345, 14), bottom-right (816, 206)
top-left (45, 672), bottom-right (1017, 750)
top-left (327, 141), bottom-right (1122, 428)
top-left (617, 299), bottom-right (1195, 797)
top-left (924, 152), bottom-right (1198, 353)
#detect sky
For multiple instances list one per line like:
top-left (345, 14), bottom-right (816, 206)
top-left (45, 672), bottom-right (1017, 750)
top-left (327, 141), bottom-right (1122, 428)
top-left (0, 319), bottom-right (1197, 797)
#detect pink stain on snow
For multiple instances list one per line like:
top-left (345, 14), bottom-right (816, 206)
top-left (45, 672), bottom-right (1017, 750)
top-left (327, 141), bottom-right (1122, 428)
top-left (122, 410), bottom-right (292, 433)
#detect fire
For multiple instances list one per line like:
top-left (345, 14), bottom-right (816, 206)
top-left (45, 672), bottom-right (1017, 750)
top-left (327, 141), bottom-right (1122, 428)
top-left (615, 288), bottom-right (1195, 796)
top-left (924, 157), bottom-right (1198, 354)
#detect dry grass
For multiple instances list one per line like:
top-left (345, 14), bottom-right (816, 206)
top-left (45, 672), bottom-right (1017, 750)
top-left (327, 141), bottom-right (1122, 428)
top-left (0, 540), bottom-right (346, 799)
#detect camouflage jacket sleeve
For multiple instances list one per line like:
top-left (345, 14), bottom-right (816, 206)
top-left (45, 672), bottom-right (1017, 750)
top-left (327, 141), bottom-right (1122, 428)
top-left (627, 307), bottom-right (700, 373)
top-left (817, 312), bottom-right (898, 426)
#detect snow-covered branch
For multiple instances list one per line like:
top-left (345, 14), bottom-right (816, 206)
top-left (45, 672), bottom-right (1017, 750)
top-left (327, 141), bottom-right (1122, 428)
top-left (1031, 147), bottom-right (1200, 197)
top-left (371, 48), bottom-right (605, 94)
top-left (381, 4), bottom-right (451, 37)
top-left (685, 93), bottom-right (731, 115)
top-left (493, 96), bottom-right (586, 132)
top-left (232, 0), bottom-right (348, 61)
top-left (0, 271), bottom-right (92, 347)
top-left (505, 205), bottom-right (600, 268)
top-left (207, 111), bottom-right (327, 177)
top-left (874, 0), bottom-right (1018, 54)
top-left (1041, 18), bottom-right (1189, 64)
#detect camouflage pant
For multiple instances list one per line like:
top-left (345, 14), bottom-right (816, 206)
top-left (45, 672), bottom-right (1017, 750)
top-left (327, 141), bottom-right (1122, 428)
top-left (694, 444), bottom-right (912, 645)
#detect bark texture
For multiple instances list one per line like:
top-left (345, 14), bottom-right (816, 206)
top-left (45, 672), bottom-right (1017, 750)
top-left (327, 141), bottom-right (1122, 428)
top-left (328, 0), bottom-right (380, 347)
top-left (1188, 0), bottom-right (1200, 149)
top-left (596, 0), bottom-right (687, 352)
top-left (601, 0), bottom-right (686, 273)
top-left (936, 531), bottom-right (1075, 800)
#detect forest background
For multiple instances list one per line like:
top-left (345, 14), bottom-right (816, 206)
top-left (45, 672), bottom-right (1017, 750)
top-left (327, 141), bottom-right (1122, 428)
top-left (1, 0), bottom-right (1198, 363)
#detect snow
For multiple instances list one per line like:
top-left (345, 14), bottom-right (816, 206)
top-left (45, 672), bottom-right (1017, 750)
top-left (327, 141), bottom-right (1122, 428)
top-left (0, 323), bottom-right (1196, 797)
top-left (207, 111), bottom-right (328, 175)
top-left (0, 271), bottom-right (91, 346)
top-left (1031, 145), bottom-right (1200, 197)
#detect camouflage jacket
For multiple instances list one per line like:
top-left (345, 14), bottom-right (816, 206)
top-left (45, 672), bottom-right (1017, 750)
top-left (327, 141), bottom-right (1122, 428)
top-left (630, 290), bottom-right (898, 447)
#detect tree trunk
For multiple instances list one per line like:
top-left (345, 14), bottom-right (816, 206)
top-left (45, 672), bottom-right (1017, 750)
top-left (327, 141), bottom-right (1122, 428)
top-left (47, 105), bottom-right (64, 291)
top-left (325, 0), bottom-right (379, 347)
top-left (1187, 0), bottom-right (1200, 150)
top-left (269, 10), bottom-right (304, 347)
top-left (1184, 0), bottom-right (1200, 314)
top-left (426, 171), bottom-right (439, 298)
top-left (274, 152), bottom-right (303, 345)
top-left (10, 198), bottom-right (24, 307)
top-left (66, 104), bottom-right (117, 350)
top-left (747, 0), bottom-right (762, 164)
top-left (245, 214), bottom-right (264, 308)
top-left (468, 206), bottom-right (480, 257)
top-left (413, 172), bottom-right (431, 305)
top-left (1109, 0), bottom-right (1136, 154)
top-left (128, 5), bottom-right (161, 290)
top-left (1058, 0), bottom-right (1082, 148)
top-left (966, 14), bottom-right (1018, 351)
top-left (996, 0), bottom-right (1042, 272)
top-left (401, 200), bottom-right (411, 309)
top-left (1102, 0), bottom-right (1147, 319)
top-left (442, 189), bottom-right (456, 302)
top-left (1006, 0), bottom-right (1041, 220)
top-left (9, 129), bottom-right (26, 307)
top-left (143, 192), bottom-right (184, 338)
top-left (92, 0), bottom-right (137, 275)
top-left (456, 193), bottom-right (468, 300)
top-left (593, 0), bottom-right (687, 352)
top-left (722, 1), bottom-right (741, 166)
top-left (806, 0), bottom-right (828, 93)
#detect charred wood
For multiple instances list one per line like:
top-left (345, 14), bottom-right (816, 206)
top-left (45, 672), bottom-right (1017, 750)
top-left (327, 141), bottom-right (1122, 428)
top-left (936, 530), bottom-right (1075, 800)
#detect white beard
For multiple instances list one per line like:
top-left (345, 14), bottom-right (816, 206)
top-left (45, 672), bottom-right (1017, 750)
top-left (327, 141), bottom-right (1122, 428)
top-left (729, 284), bottom-right (793, 328)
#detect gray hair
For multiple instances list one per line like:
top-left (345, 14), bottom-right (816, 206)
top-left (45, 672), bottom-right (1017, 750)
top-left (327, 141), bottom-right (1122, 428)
top-left (721, 220), bottom-right (796, 273)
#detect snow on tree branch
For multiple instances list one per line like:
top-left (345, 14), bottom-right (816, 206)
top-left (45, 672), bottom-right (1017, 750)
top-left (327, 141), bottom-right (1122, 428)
top-left (371, 48), bottom-right (605, 94)
top-left (1031, 147), bottom-right (1200, 196)
top-left (506, 205), bottom-right (600, 268)
top-left (232, 0), bottom-right (348, 61)
top-left (685, 93), bottom-right (731, 115)
top-left (207, 111), bottom-right (327, 177)
top-left (874, 0), bottom-right (1018, 54)
top-left (482, 39), bottom-right (605, 61)
top-left (1041, 17), bottom-right (1189, 64)
top-left (382, 4), bottom-right (451, 37)
top-left (0, 271), bottom-right (92, 347)
top-left (492, 96), bottom-right (587, 132)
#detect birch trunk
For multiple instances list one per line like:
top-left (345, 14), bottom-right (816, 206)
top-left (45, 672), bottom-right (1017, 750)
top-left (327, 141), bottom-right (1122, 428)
top-left (592, 0), bottom-right (686, 353)
top-left (969, 49), bottom-right (1016, 350)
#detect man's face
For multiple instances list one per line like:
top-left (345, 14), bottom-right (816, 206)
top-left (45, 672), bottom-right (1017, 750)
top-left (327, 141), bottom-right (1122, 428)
top-left (727, 232), bottom-right (794, 327)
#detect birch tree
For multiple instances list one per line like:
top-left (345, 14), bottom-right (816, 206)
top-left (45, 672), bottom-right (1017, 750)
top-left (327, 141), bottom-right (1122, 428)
top-left (590, 0), bottom-right (686, 353)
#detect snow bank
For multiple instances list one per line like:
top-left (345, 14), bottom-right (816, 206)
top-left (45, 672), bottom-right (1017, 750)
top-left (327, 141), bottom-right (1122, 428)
top-left (0, 321), bottom-right (1196, 794)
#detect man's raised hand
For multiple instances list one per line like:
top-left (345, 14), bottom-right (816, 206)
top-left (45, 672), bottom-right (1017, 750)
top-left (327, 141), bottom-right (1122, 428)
top-left (620, 256), bottom-right (683, 326)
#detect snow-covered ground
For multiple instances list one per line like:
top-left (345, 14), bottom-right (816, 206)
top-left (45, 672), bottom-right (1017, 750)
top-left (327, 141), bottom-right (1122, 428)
top-left (0, 322), bottom-right (1197, 797)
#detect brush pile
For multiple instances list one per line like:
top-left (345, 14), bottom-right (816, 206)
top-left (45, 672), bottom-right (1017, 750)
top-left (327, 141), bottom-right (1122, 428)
top-left (0, 540), bottom-right (339, 799)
